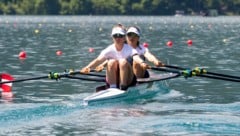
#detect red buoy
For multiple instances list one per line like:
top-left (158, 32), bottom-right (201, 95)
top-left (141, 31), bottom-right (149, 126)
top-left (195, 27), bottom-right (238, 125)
top-left (88, 48), bottom-right (94, 53)
top-left (166, 41), bottom-right (173, 47)
top-left (56, 50), bottom-right (63, 56)
top-left (18, 51), bottom-right (27, 59)
top-left (143, 42), bottom-right (149, 48)
top-left (187, 40), bottom-right (193, 46)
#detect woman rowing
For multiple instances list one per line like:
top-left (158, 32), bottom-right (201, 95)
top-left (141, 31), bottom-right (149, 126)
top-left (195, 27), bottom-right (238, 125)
top-left (126, 26), bottom-right (164, 78)
top-left (80, 24), bottom-right (148, 90)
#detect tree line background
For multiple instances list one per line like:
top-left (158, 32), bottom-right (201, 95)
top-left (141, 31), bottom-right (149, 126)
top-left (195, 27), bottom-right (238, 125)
top-left (0, 0), bottom-right (239, 15)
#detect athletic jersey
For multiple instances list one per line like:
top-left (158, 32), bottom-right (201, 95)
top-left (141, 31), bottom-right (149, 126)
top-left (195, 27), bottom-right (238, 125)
top-left (135, 44), bottom-right (149, 55)
top-left (135, 44), bottom-right (150, 78)
top-left (134, 44), bottom-right (149, 60)
top-left (99, 43), bottom-right (138, 60)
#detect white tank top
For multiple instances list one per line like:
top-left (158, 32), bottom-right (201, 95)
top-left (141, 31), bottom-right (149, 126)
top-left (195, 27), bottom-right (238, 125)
top-left (135, 44), bottom-right (149, 55)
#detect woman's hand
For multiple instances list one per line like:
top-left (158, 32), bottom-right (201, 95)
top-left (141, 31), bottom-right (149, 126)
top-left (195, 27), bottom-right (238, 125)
top-left (80, 67), bottom-right (91, 74)
top-left (154, 61), bottom-right (165, 67)
top-left (95, 65), bottom-right (104, 72)
top-left (141, 62), bottom-right (150, 70)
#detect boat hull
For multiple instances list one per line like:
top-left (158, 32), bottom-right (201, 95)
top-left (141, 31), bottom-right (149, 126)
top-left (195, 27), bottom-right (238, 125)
top-left (83, 82), bottom-right (155, 105)
top-left (83, 72), bottom-right (178, 105)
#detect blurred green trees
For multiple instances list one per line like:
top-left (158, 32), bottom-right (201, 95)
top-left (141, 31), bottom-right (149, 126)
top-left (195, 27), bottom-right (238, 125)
top-left (0, 0), bottom-right (239, 15)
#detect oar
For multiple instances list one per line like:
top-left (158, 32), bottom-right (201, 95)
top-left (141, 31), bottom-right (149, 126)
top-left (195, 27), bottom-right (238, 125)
top-left (202, 71), bottom-right (240, 80)
top-left (150, 67), bottom-right (181, 74)
top-left (79, 71), bottom-right (105, 77)
top-left (0, 75), bottom-right (48, 84)
top-left (164, 64), bottom-right (240, 80)
top-left (0, 70), bottom-right (105, 84)
top-left (164, 64), bottom-right (186, 70)
top-left (150, 66), bottom-right (240, 82)
top-left (197, 74), bottom-right (240, 82)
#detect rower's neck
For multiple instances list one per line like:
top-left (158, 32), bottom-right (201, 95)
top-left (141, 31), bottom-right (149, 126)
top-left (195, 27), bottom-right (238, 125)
top-left (115, 43), bottom-right (124, 51)
top-left (129, 43), bottom-right (138, 49)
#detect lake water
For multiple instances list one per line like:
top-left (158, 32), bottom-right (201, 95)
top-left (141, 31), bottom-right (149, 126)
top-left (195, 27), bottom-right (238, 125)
top-left (0, 16), bottom-right (239, 135)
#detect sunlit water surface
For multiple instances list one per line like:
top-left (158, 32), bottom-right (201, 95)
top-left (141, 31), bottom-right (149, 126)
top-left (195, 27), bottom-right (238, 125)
top-left (0, 16), bottom-right (239, 135)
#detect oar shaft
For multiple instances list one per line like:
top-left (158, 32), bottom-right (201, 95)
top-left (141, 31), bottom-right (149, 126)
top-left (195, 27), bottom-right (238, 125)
top-left (68, 71), bottom-right (105, 77)
top-left (65, 75), bottom-right (105, 82)
top-left (0, 71), bottom-right (105, 84)
top-left (165, 64), bottom-right (240, 80)
top-left (206, 71), bottom-right (240, 79)
top-left (79, 73), bottom-right (105, 77)
top-left (0, 76), bottom-right (48, 84)
top-left (197, 75), bottom-right (240, 82)
top-left (150, 67), bottom-right (181, 74)
top-left (164, 64), bottom-right (186, 70)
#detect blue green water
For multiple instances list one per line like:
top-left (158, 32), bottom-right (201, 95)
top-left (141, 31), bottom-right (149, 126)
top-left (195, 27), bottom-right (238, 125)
top-left (0, 16), bottom-right (239, 135)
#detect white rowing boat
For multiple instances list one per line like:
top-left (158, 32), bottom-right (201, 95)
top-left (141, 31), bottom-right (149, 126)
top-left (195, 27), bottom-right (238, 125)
top-left (83, 72), bottom-right (179, 105)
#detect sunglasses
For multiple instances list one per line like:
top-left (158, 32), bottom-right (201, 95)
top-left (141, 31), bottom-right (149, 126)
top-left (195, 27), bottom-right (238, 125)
top-left (112, 34), bottom-right (125, 38)
top-left (127, 33), bottom-right (139, 37)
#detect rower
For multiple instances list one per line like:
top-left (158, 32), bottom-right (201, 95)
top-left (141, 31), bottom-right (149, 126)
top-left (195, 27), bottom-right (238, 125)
top-left (80, 24), bottom-right (148, 91)
top-left (126, 26), bottom-right (165, 78)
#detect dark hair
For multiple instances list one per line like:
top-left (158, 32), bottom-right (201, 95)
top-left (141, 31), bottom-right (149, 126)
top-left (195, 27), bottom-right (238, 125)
top-left (137, 41), bottom-right (142, 50)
